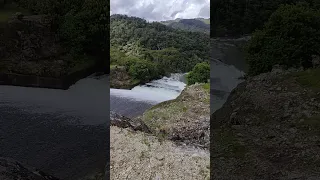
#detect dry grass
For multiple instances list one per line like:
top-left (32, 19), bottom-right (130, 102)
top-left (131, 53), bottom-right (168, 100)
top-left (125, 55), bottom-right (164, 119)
top-left (110, 126), bottom-right (210, 180)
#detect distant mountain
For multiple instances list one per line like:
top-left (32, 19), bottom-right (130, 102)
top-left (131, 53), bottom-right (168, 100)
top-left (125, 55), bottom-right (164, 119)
top-left (160, 18), bottom-right (210, 34)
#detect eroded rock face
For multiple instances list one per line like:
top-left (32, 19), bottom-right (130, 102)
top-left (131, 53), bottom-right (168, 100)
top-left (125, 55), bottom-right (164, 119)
top-left (110, 111), bottom-right (151, 133)
top-left (0, 157), bottom-right (59, 180)
top-left (139, 84), bottom-right (210, 149)
top-left (211, 68), bottom-right (320, 179)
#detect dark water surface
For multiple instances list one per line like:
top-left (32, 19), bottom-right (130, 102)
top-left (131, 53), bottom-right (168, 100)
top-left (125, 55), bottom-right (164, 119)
top-left (0, 74), bottom-right (109, 180)
top-left (210, 40), bottom-right (247, 113)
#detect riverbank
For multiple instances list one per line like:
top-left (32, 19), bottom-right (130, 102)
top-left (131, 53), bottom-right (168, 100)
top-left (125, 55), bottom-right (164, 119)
top-left (211, 67), bottom-right (320, 179)
top-left (110, 83), bottom-right (210, 179)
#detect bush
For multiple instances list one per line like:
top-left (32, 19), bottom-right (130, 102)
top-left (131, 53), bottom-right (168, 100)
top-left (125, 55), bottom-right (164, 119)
top-left (128, 60), bottom-right (159, 82)
top-left (16, 0), bottom-right (108, 72)
top-left (245, 3), bottom-right (320, 76)
top-left (186, 62), bottom-right (210, 85)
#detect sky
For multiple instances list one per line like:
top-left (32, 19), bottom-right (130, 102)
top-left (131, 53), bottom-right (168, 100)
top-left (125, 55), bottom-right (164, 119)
top-left (110, 0), bottom-right (210, 22)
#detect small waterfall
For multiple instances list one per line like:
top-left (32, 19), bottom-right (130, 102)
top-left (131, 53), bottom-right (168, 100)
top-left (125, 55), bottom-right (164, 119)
top-left (110, 73), bottom-right (187, 117)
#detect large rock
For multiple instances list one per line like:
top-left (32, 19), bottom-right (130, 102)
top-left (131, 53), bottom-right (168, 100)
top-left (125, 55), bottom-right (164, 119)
top-left (139, 84), bottom-right (210, 149)
top-left (110, 111), bottom-right (151, 133)
top-left (0, 157), bottom-right (59, 180)
top-left (211, 68), bottom-right (320, 179)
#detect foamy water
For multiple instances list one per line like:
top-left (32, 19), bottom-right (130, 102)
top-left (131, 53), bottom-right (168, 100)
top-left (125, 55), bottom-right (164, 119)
top-left (110, 73), bottom-right (186, 104)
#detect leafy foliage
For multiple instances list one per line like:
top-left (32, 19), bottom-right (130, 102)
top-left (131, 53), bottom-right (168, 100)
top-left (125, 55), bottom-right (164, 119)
top-left (161, 18), bottom-right (210, 34)
top-left (186, 62), bottom-right (210, 85)
top-left (110, 46), bottom-right (162, 82)
top-left (16, 0), bottom-right (109, 72)
top-left (245, 4), bottom-right (320, 75)
top-left (213, 0), bottom-right (320, 37)
top-left (110, 14), bottom-right (210, 74)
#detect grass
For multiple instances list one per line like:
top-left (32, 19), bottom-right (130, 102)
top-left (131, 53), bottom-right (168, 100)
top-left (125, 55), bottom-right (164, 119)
top-left (293, 68), bottom-right (320, 91)
top-left (202, 83), bottom-right (210, 92)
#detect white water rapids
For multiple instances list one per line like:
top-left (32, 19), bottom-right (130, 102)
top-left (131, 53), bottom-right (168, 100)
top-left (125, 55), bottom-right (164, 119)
top-left (110, 73), bottom-right (187, 117)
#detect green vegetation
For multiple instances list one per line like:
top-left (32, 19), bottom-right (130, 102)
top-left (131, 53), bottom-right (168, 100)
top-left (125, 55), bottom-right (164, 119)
top-left (4, 0), bottom-right (108, 73)
top-left (186, 62), bottom-right (210, 85)
top-left (293, 68), bottom-right (320, 90)
top-left (110, 14), bottom-right (209, 86)
top-left (213, 0), bottom-right (320, 37)
top-left (245, 3), bottom-right (320, 76)
top-left (161, 18), bottom-right (210, 33)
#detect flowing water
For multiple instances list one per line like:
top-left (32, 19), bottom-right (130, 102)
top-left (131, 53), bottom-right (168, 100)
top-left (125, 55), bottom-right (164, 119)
top-left (110, 73), bottom-right (187, 118)
top-left (210, 38), bottom-right (248, 113)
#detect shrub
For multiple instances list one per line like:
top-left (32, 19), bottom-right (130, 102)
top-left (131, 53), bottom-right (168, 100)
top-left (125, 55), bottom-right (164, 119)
top-left (186, 62), bottom-right (210, 85)
top-left (128, 60), bottom-right (160, 82)
top-left (245, 3), bottom-right (320, 76)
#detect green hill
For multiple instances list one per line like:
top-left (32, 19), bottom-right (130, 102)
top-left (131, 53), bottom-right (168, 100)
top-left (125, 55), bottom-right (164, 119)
top-left (160, 18), bottom-right (210, 34)
top-left (110, 14), bottom-right (210, 88)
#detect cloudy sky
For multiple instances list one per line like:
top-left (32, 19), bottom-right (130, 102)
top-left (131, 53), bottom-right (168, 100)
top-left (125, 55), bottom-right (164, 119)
top-left (110, 0), bottom-right (210, 22)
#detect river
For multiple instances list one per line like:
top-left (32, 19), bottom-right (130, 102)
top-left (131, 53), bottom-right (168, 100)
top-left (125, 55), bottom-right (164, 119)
top-left (0, 74), bottom-right (109, 179)
top-left (110, 73), bottom-right (187, 118)
top-left (210, 38), bottom-right (248, 113)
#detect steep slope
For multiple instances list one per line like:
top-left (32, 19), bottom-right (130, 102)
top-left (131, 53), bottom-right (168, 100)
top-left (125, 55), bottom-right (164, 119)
top-left (211, 67), bottom-right (320, 179)
top-left (110, 14), bottom-right (210, 88)
top-left (110, 84), bottom-right (210, 179)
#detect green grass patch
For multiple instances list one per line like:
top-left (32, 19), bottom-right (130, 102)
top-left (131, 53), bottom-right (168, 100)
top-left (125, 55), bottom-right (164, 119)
top-left (293, 68), bottom-right (320, 90)
top-left (142, 101), bottom-right (185, 133)
top-left (202, 83), bottom-right (210, 92)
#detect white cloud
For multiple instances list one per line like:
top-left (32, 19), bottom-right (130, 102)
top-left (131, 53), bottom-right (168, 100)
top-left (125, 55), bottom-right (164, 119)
top-left (110, 0), bottom-right (210, 21)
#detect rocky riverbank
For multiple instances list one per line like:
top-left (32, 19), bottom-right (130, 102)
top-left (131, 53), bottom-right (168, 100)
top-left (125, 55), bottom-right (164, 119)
top-left (110, 83), bottom-right (210, 179)
top-left (109, 65), bottom-right (140, 89)
top-left (211, 67), bottom-right (320, 179)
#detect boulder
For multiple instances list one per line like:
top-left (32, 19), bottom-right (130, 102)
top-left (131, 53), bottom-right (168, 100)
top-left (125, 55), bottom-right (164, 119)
top-left (110, 111), bottom-right (151, 133)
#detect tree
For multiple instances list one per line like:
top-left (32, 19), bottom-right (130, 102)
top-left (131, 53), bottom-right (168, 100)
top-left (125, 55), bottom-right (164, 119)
top-left (186, 62), bottom-right (210, 85)
top-left (245, 3), bottom-right (320, 76)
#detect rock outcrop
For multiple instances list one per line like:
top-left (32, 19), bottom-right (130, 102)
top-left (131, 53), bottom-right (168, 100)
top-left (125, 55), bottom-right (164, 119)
top-left (0, 157), bottom-right (59, 180)
top-left (139, 83), bottom-right (210, 149)
top-left (110, 111), bottom-right (151, 133)
top-left (211, 67), bottom-right (320, 179)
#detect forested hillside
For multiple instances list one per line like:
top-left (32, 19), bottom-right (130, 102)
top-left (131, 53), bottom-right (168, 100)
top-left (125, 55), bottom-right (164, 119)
top-left (212, 0), bottom-right (320, 37)
top-left (110, 14), bottom-right (210, 87)
top-left (161, 18), bottom-right (210, 34)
